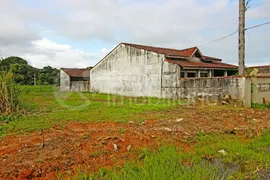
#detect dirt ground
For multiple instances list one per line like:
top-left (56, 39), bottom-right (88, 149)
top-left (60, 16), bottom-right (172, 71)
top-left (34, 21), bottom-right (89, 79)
top-left (1, 105), bottom-right (270, 179)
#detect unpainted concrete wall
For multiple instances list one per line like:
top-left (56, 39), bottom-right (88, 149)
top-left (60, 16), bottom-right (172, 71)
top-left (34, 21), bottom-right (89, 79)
top-left (90, 44), bottom-right (164, 97)
top-left (70, 81), bottom-right (90, 92)
top-left (161, 61), bottom-right (180, 88)
top-left (251, 77), bottom-right (270, 104)
top-left (161, 76), bottom-right (251, 107)
top-left (60, 70), bottom-right (70, 91)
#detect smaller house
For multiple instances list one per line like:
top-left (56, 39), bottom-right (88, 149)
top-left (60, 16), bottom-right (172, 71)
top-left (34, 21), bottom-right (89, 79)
top-left (60, 68), bottom-right (90, 92)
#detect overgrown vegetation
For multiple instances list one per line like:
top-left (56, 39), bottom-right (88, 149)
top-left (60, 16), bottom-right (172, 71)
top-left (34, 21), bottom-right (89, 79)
top-left (74, 132), bottom-right (270, 180)
top-left (0, 70), bottom-right (20, 115)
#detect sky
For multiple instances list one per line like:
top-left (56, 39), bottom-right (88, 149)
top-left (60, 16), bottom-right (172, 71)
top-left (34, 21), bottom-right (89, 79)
top-left (0, 0), bottom-right (269, 68)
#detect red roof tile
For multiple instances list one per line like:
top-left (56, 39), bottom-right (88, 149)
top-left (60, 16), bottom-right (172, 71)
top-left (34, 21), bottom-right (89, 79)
top-left (122, 43), bottom-right (197, 57)
top-left (203, 55), bottom-right (222, 61)
top-left (165, 59), bottom-right (238, 70)
top-left (61, 68), bottom-right (90, 77)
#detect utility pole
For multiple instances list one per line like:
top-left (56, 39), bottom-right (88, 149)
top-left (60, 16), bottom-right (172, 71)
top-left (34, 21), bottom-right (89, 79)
top-left (238, 0), bottom-right (246, 76)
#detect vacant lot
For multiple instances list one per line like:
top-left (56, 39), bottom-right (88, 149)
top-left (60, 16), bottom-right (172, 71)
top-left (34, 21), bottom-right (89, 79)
top-left (0, 86), bottom-right (269, 179)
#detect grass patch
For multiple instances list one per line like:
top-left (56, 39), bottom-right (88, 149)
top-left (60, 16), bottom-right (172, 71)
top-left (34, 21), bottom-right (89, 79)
top-left (111, 146), bottom-right (225, 180)
top-left (0, 86), bottom-right (182, 136)
top-left (252, 103), bottom-right (270, 110)
top-left (196, 134), bottom-right (270, 163)
top-left (20, 85), bottom-right (55, 93)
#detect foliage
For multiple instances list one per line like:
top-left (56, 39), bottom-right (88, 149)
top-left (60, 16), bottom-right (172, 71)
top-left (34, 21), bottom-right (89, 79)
top-left (0, 70), bottom-right (20, 115)
top-left (38, 66), bottom-right (59, 85)
top-left (0, 56), bottom-right (59, 85)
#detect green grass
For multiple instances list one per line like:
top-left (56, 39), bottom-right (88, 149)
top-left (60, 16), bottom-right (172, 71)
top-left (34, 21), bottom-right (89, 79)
top-left (20, 85), bottom-right (55, 93)
top-left (74, 132), bottom-right (270, 180)
top-left (194, 132), bottom-right (270, 165)
top-left (110, 146), bottom-right (226, 180)
top-left (0, 86), bottom-right (182, 136)
top-left (252, 103), bottom-right (270, 109)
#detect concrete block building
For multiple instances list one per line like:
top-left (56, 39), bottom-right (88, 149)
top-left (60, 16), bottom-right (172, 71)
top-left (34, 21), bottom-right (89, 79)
top-left (60, 68), bottom-right (90, 92)
top-left (90, 43), bottom-right (238, 98)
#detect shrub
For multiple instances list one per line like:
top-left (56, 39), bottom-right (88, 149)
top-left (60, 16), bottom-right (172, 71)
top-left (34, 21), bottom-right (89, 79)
top-left (0, 70), bottom-right (20, 114)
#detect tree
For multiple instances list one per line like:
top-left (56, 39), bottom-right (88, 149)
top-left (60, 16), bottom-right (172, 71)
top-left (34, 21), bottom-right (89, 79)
top-left (0, 56), bottom-right (59, 85)
top-left (38, 66), bottom-right (59, 85)
top-left (1, 56), bottom-right (28, 70)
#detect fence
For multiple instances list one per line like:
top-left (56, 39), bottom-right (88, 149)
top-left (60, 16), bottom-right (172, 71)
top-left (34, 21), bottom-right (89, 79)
top-left (161, 76), bottom-right (254, 107)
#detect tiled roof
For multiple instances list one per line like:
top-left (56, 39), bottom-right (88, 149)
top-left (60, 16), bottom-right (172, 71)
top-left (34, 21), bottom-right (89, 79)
top-left (165, 59), bottom-right (238, 70)
top-left (203, 55), bottom-right (222, 62)
top-left (122, 43), bottom-right (198, 57)
top-left (122, 43), bottom-right (222, 62)
top-left (61, 68), bottom-right (90, 77)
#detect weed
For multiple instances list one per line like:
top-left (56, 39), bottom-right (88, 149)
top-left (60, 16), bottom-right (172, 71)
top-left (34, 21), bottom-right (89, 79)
top-left (82, 134), bottom-right (88, 139)
top-left (0, 70), bottom-right (20, 114)
top-left (89, 150), bottom-right (109, 158)
top-left (117, 128), bottom-right (126, 134)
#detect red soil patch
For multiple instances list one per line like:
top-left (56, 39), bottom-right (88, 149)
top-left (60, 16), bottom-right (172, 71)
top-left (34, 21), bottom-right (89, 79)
top-left (0, 106), bottom-right (269, 179)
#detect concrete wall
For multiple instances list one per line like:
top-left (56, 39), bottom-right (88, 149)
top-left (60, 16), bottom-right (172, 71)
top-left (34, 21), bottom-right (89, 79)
top-left (70, 81), bottom-right (90, 92)
top-left (60, 70), bottom-right (70, 91)
top-left (251, 77), bottom-right (270, 104)
top-left (161, 76), bottom-right (251, 107)
top-left (90, 44), bottom-right (164, 97)
top-left (161, 61), bottom-right (180, 89)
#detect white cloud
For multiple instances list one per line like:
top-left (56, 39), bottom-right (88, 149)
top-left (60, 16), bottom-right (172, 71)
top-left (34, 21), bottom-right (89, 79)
top-left (32, 38), bottom-right (72, 51)
top-left (21, 38), bottom-right (107, 68)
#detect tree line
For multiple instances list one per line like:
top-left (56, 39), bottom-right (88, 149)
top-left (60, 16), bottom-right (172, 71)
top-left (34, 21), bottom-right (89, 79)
top-left (0, 56), bottom-right (59, 85)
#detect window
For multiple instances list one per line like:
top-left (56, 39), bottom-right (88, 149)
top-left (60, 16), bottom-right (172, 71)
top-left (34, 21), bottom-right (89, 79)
top-left (180, 72), bottom-right (185, 78)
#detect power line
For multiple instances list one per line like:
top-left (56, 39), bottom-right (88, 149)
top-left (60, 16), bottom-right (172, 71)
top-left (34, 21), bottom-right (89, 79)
top-left (198, 21), bottom-right (270, 47)
top-left (247, 0), bottom-right (270, 11)
top-left (245, 21), bottom-right (270, 30)
top-left (198, 30), bottom-right (238, 47)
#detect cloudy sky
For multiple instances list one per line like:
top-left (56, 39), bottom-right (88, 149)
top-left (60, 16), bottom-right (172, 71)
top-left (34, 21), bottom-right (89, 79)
top-left (0, 0), bottom-right (269, 68)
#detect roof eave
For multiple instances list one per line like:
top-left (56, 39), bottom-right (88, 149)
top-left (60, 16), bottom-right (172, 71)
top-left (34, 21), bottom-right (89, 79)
top-left (165, 55), bottom-right (190, 59)
top-left (182, 67), bottom-right (238, 70)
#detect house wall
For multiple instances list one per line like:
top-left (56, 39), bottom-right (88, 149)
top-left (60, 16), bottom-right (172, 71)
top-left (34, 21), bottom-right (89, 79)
top-left (60, 70), bottom-right (70, 91)
top-left (90, 44), bottom-right (164, 97)
top-left (70, 81), bottom-right (90, 92)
